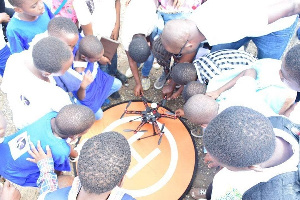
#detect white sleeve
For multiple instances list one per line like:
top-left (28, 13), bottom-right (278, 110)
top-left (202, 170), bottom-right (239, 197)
top-left (189, 0), bottom-right (268, 45)
top-left (73, 0), bottom-right (92, 26)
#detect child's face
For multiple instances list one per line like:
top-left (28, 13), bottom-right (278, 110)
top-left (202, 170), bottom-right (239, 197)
top-left (280, 61), bottom-right (300, 91)
top-left (17, 0), bottom-right (45, 17)
top-left (58, 33), bottom-right (79, 52)
top-left (84, 49), bottom-right (104, 63)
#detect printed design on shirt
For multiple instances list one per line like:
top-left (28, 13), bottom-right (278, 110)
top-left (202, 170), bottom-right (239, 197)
top-left (20, 95), bottom-right (30, 106)
top-left (8, 131), bottom-right (30, 160)
top-left (217, 188), bottom-right (243, 200)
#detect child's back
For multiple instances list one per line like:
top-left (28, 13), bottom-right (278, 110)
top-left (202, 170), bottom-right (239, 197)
top-left (6, 0), bottom-right (53, 53)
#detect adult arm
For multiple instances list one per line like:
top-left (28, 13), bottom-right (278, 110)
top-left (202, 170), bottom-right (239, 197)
top-left (110, 0), bottom-right (120, 40)
top-left (206, 68), bottom-right (257, 99)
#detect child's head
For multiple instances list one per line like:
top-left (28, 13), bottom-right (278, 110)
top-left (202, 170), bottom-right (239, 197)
top-left (280, 44), bottom-right (300, 91)
top-left (182, 81), bottom-right (207, 102)
top-left (183, 94), bottom-right (218, 127)
top-left (78, 131), bottom-right (131, 195)
top-left (171, 63), bottom-right (197, 85)
top-left (128, 34), bottom-right (151, 63)
top-left (53, 104), bottom-right (95, 139)
top-left (10, 0), bottom-right (45, 17)
top-left (32, 36), bottom-right (73, 76)
top-left (79, 35), bottom-right (104, 63)
top-left (204, 106), bottom-right (276, 170)
top-left (48, 17), bottom-right (79, 51)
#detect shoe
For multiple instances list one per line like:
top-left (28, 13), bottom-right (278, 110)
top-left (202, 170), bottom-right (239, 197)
top-left (189, 188), bottom-right (207, 200)
top-left (152, 59), bottom-right (161, 70)
top-left (154, 72), bottom-right (167, 90)
top-left (125, 63), bottom-right (144, 78)
top-left (102, 98), bottom-right (110, 107)
top-left (115, 70), bottom-right (128, 85)
top-left (110, 91), bottom-right (121, 99)
top-left (141, 77), bottom-right (150, 91)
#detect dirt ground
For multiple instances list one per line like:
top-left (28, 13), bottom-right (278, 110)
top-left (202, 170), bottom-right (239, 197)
top-left (1, 0), bottom-right (300, 199)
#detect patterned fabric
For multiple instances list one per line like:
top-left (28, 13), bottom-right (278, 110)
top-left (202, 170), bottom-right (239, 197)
top-left (193, 49), bottom-right (257, 84)
top-left (85, 0), bottom-right (94, 15)
top-left (37, 158), bottom-right (58, 194)
top-left (52, 0), bottom-right (78, 23)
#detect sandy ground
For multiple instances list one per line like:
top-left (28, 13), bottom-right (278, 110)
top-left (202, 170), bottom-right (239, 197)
top-left (1, 0), bottom-right (300, 199)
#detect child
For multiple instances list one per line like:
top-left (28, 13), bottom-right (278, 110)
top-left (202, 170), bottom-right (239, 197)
top-left (0, 104), bottom-right (95, 187)
top-left (182, 81), bottom-right (207, 102)
top-left (0, 10), bottom-right (10, 76)
top-left (1, 36), bottom-right (73, 129)
top-left (193, 106), bottom-right (299, 199)
top-left (121, 0), bottom-right (158, 95)
top-left (170, 62), bottom-right (197, 86)
top-left (28, 131), bottom-right (135, 200)
top-left (73, 35), bottom-right (122, 120)
top-left (6, 0), bottom-right (53, 53)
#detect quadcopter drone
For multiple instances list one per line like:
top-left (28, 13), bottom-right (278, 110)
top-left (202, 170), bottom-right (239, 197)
top-left (120, 96), bottom-right (180, 145)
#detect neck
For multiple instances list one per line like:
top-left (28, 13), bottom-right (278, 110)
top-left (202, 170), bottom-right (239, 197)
top-left (16, 12), bottom-right (38, 21)
top-left (77, 188), bottom-right (111, 200)
top-left (260, 136), bottom-right (293, 168)
top-left (26, 60), bottom-right (50, 82)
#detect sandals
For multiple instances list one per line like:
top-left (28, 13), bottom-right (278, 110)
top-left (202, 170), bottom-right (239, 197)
top-left (190, 187), bottom-right (207, 200)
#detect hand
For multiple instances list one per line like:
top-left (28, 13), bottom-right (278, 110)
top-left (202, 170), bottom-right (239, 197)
top-left (0, 181), bottom-right (21, 200)
top-left (26, 140), bottom-right (52, 164)
top-left (205, 90), bottom-right (221, 100)
top-left (162, 84), bottom-right (175, 100)
top-left (204, 152), bottom-right (222, 169)
top-left (81, 70), bottom-right (94, 89)
top-left (173, 0), bottom-right (185, 9)
top-left (134, 83), bottom-right (143, 96)
top-left (125, 0), bottom-right (131, 6)
top-left (168, 89), bottom-right (181, 100)
top-left (0, 13), bottom-right (10, 23)
top-left (175, 109), bottom-right (184, 117)
top-left (110, 26), bottom-right (120, 41)
top-left (98, 56), bottom-right (111, 65)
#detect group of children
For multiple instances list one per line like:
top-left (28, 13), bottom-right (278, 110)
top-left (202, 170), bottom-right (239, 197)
top-left (1, 0), bottom-right (300, 199)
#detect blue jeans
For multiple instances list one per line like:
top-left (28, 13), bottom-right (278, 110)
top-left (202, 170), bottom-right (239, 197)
top-left (211, 16), bottom-right (298, 59)
top-left (99, 52), bottom-right (118, 75)
top-left (76, 77), bottom-right (122, 120)
top-left (138, 52), bottom-right (154, 77)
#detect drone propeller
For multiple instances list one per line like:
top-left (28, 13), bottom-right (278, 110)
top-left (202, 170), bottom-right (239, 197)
top-left (120, 101), bottom-right (132, 119)
top-left (123, 129), bottom-right (148, 133)
top-left (158, 123), bottom-right (165, 145)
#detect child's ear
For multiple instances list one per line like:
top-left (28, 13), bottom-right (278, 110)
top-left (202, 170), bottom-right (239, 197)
top-left (248, 165), bottom-right (263, 172)
top-left (80, 54), bottom-right (86, 61)
top-left (279, 69), bottom-right (284, 82)
top-left (14, 7), bottom-right (23, 13)
top-left (42, 71), bottom-right (51, 78)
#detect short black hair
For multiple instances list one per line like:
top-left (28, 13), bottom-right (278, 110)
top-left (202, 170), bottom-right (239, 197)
top-left (152, 36), bottom-right (172, 68)
top-left (79, 35), bottom-right (103, 59)
top-left (171, 63), bottom-right (197, 85)
top-left (204, 106), bottom-right (276, 168)
top-left (183, 94), bottom-right (218, 125)
top-left (48, 17), bottom-right (78, 36)
top-left (54, 104), bottom-right (95, 138)
top-left (8, 0), bottom-right (25, 7)
top-left (78, 131), bottom-right (131, 194)
top-left (128, 35), bottom-right (151, 63)
top-left (283, 44), bottom-right (300, 86)
top-left (182, 81), bottom-right (207, 102)
top-left (32, 36), bottom-right (72, 73)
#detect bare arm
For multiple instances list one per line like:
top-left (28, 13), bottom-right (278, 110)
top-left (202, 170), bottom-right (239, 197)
top-left (110, 0), bottom-right (120, 40)
top-left (206, 68), bottom-right (257, 99)
top-left (81, 23), bottom-right (93, 36)
top-left (268, 0), bottom-right (300, 24)
top-left (125, 51), bottom-right (143, 96)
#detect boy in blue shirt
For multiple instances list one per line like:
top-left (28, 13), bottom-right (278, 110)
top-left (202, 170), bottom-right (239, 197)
top-left (6, 0), bottom-right (53, 53)
top-left (0, 104), bottom-right (95, 187)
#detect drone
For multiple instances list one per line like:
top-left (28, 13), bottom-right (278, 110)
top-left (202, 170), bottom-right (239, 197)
top-left (120, 96), bottom-right (180, 145)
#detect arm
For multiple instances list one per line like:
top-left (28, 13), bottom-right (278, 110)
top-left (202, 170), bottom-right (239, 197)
top-left (125, 51), bottom-right (143, 96)
top-left (76, 70), bottom-right (94, 100)
top-left (0, 181), bottom-right (21, 200)
top-left (110, 0), bottom-right (120, 40)
top-left (206, 68), bottom-right (257, 100)
top-left (268, 0), bottom-right (300, 24)
top-left (26, 141), bottom-right (59, 194)
top-left (81, 23), bottom-right (93, 36)
top-left (168, 85), bottom-right (184, 100)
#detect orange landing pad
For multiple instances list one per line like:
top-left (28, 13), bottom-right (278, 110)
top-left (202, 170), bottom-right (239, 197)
top-left (79, 101), bottom-right (196, 200)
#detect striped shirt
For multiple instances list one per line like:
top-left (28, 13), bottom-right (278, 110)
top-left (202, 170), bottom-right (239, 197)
top-left (193, 49), bottom-right (257, 84)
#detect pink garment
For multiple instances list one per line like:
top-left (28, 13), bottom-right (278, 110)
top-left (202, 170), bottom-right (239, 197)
top-left (52, 0), bottom-right (78, 24)
top-left (158, 0), bottom-right (202, 11)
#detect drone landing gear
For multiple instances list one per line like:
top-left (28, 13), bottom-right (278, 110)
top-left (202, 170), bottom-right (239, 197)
top-left (137, 122), bottom-right (165, 145)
